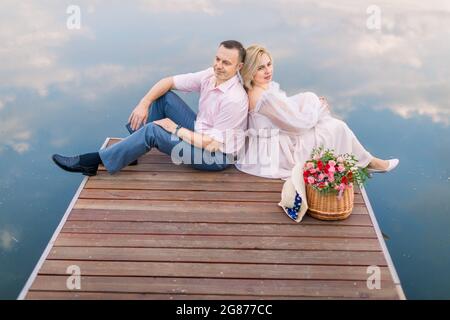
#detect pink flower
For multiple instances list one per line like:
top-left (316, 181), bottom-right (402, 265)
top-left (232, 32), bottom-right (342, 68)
top-left (310, 168), bottom-right (316, 174)
top-left (328, 160), bottom-right (336, 166)
top-left (324, 182), bottom-right (329, 186)
top-left (313, 155), bottom-right (320, 160)
top-left (328, 166), bottom-right (336, 173)
top-left (328, 174), bottom-right (335, 182)
top-left (318, 173), bottom-right (325, 180)
top-left (334, 185), bottom-right (340, 190)
top-left (337, 165), bottom-right (345, 172)
top-left (337, 157), bottom-right (344, 163)
top-left (307, 176), bottom-right (315, 184)
top-left (306, 162), bottom-right (315, 169)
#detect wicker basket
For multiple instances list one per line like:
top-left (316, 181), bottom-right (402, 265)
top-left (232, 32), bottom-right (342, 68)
top-left (306, 184), bottom-right (354, 220)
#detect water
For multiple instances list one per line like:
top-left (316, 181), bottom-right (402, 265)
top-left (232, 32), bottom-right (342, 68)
top-left (1, 0), bottom-right (449, 299)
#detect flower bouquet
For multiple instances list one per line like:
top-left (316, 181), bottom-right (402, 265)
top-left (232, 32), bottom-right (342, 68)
top-left (303, 146), bottom-right (370, 220)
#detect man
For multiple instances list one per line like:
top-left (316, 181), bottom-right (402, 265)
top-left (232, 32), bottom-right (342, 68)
top-left (52, 40), bottom-right (248, 176)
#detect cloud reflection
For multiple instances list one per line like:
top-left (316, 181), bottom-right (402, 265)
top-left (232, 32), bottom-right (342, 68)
top-left (272, 0), bottom-right (450, 125)
top-left (0, 228), bottom-right (19, 251)
top-left (139, 0), bottom-right (220, 15)
top-left (0, 0), bottom-right (449, 126)
top-left (0, 117), bottom-right (32, 154)
top-left (0, 1), bottom-right (94, 96)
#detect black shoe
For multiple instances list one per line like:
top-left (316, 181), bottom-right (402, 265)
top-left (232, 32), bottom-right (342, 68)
top-left (129, 159), bottom-right (138, 166)
top-left (52, 154), bottom-right (98, 176)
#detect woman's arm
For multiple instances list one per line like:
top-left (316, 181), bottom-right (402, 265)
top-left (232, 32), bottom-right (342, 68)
top-left (256, 89), bottom-right (328, 134)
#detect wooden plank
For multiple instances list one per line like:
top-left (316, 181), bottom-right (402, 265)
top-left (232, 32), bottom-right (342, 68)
top-left (91, 170), bottom-right (284, 183)
top-left (39, 260), bottom-right (394, 281)
top-left (26, 291), bottom-right (350, 300)
top-left (29, 275), bottom-right (399, 299)
top-left (73, 199), bottom-right (368, 213)
top-left (67, 208), bottom-right (372, 226)
top-left (79, 189), bottom-right (364, 203)
top-left (47, 247), bottom-right (388, 266)
top-left (88, 172), bottom-right (361, 192)
top-left (98, 163), bottom-right (244, 174)
top-left (84, 180), bottom-right (361, 196)
top-left (85, 179), bottom-right (284, 192)
top-left (61, 221), bottom-right (378, 238)
top-left (92, 168), bottom-right (360, 189)
top-left (54, 233), bottom-right (382, 251)
top-left (79, 189), bottom-right (281, 202)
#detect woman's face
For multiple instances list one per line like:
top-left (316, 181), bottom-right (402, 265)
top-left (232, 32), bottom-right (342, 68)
top-left (252, 53), bottom-right (273, 87)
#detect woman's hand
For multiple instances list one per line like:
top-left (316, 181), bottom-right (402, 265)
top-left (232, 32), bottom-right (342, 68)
top-left (153, 118), bottom-right (178, 134)
top-left (128, 100), bottom-right (150, 131)
top-left (319, 96), bottom-right (331, 112)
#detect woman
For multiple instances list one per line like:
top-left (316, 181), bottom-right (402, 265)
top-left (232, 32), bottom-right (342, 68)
top-left (235, 45), bottom-right (399, 180)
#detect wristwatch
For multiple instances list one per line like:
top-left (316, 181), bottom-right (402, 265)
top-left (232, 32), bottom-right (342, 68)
top-left (174, 124), bottom-right (182, 136)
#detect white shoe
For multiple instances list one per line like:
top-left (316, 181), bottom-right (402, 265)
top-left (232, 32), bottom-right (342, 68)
top-left (367, 159), bottom-right (399, 173)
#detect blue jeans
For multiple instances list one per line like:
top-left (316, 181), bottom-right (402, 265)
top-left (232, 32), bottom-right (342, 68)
top-left (99, 91), bottom-right (234, 174)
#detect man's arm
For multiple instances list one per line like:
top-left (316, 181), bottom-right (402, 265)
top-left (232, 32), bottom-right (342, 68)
top-left (177, 128), bottom-right (222, 152)
top-left (128, 68), bottom-right (212, 131)
top-left (128, 77), bottom-right (175, 131)
top-left (152, 118), bottom-right (222, 152)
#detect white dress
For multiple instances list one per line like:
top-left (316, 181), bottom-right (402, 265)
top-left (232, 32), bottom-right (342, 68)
top-left (235, 82), bottom-right (374, 180)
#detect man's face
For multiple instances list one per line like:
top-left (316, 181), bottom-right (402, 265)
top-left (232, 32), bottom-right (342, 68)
top-left (213, 45), bottom-right (243, 83)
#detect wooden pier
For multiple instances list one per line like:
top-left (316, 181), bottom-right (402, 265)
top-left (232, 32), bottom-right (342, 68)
top-left (19, 138), bottom-right (405, 299)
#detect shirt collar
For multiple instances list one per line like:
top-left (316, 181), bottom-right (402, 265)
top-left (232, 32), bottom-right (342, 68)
top-left (210, 74), bottom-right (239, 93)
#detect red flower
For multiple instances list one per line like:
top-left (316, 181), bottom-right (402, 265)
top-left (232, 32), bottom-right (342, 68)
top-left (324, 164), bottom-right (330, 174)
top-left (303, 170), bottom-right (309, 178)
top-left (342, 176), bottom-right (348, 185)
top-left (317, 160), bottom-right (324, 171)
top-left (347, 171), bottom-right (353, 181)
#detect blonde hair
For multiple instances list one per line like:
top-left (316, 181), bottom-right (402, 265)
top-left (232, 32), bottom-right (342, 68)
top-left (241, 44), bottom-right (273, 91)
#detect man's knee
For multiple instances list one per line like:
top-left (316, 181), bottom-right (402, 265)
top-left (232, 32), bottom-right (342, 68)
top-left (143, 122), bottom-right (179, 155)
top-left (150, 91), bottom-right (181, 118)
top-left (143, 123), bottom-right (166, 145)
top-left (155, 91), bottom-right (179, 105)
top-left (141, 123), bottom-right (156, 148)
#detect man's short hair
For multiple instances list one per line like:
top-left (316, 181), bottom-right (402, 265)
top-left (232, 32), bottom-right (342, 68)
top-left (220, 40), bottom-right (246, 64)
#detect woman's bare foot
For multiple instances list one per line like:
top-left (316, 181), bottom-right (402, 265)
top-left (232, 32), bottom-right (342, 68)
top-left (367, 157), bottom-right (390, 171)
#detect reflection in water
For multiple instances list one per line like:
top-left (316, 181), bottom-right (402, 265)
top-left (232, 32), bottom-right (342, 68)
top-left (0, 0), bottom-right (449, 299)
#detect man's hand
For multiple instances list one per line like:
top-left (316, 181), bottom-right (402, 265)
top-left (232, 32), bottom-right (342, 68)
top-left (153, 118), bottom-right (178, 134)
top-left (128, 100), bottom-right (150, 131)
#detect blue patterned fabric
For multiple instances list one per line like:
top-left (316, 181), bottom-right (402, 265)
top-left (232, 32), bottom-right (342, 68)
top-left (284, 192), bottom-right (302, 221)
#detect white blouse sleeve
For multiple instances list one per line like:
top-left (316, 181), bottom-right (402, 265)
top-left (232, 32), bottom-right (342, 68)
top-left (255, 82), bottom-right (329, 134)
